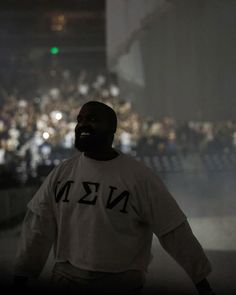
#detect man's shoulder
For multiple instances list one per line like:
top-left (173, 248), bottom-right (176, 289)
top-left (59, 153), bottom-right (81, 167)
top-left (48, 153), bottom-right (81, 176)
top-left (119, 152), bottom-right (155, 175)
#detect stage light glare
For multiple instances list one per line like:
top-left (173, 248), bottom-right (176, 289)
top-left (50, 47), bottom-right (59, 55)
top-left (43, 131), bottom-right (50, 140)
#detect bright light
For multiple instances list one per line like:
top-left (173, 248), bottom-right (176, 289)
top-left (50, 47), bottom-right (59, 55)
top-left (55, 112), bottom-right (63, 120)
top-left (51, 14), bottom-right (66, 32)
top-left (50, 110), bottom-right (63, 122)
top-left (79, 84), bottom-right (89, 95)
top-left (43, 132), bottom-right (50, 140)
top-left (110, 85), bottom-right (120, 97)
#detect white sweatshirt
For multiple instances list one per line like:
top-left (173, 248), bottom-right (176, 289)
top-left (14, 150), bottom-right (211, 283)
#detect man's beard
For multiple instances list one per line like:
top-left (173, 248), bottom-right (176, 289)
top-left (74, 132), bottom-right (111, 152)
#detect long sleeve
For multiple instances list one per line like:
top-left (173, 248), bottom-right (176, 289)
top-left (14, 209), bottom-right (56, 278)
top-left (158, 220), bottom-right (212, 284)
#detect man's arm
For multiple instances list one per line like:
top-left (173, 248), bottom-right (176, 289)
top-left (14, 209), bottom-right (56, 286)
top-left (158, 220), bottom-right (215, 295)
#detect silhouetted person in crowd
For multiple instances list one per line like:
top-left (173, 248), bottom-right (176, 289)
top-left (13, 101), bottom-right (215, 294)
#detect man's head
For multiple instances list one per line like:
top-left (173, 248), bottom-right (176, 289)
top-left (74, 100), bottom-right (117, 152)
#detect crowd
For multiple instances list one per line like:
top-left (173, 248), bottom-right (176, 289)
top-left (0, 66), bottom-right (236, 186)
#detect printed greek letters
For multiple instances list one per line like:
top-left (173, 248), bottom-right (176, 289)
top-left (106, 186), bottom-right (129, 213)
top-left (54, 180), bottom-right (130, 214)
top-left (78, 182), bottom-right (99, 205)
top-left (54, 180), bottom-right (74, 203)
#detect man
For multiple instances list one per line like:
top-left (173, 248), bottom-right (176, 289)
top-left (14, 100), bottom-right (215, 294)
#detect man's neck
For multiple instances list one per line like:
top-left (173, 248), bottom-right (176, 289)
top-left (84, 148), bottom-right (119, 161)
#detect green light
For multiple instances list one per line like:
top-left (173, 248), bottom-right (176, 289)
top-left (50, 47), bottom-right (59, 55)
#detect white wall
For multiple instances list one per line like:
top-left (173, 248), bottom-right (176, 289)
top-left (106, 0), bottom-right (236, 121)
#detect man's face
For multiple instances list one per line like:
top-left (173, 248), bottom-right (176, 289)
top-left (74, 105), bottom-right (114, 152)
